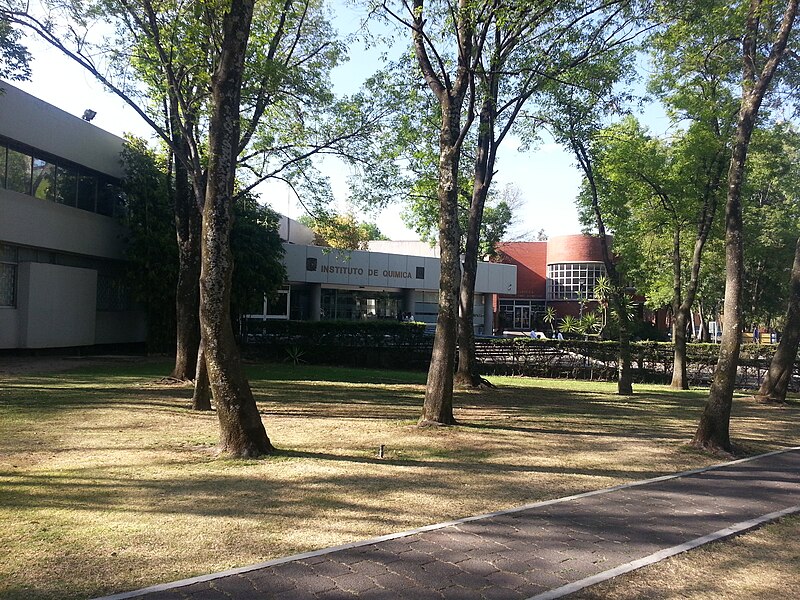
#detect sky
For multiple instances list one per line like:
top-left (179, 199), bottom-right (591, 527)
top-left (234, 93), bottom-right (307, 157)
top-left (8, 9), bottom-right (669, 242)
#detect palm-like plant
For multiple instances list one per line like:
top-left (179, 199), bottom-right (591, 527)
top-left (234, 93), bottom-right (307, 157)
top-left (578, 311), bottom-right (603, 338)
top-left (559, 315), bottom-right (580, 335)
top-left (543, 306), bottom-right (558, 335)
top-left (593, 275), bottom-right (612, 329)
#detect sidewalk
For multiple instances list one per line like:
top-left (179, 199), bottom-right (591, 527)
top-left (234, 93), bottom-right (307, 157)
top-left (97, 447), bottom-right (800, 600)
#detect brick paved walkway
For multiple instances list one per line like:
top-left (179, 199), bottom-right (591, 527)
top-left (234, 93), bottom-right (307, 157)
top-left (97, 447), bottom-right (800, 600)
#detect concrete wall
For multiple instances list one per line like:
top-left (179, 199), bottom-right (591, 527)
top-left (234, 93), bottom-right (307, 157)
top-left (17, 262), bottom-right (97, 348)
top-left (278, 216), bottom-right (316, 245)
top-left (0, 82), bottom-right (125, 178)
top-left (0, 190), bottom-right (127, 260)
top-left (0, 309), bottom-right (19, 348)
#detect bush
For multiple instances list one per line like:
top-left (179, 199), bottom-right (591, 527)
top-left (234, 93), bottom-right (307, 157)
top-left (242, 320), bottom-right (431, 370)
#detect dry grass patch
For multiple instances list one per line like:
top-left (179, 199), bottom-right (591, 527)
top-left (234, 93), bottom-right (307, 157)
top-left (1, 360), bottom-right (798, 599)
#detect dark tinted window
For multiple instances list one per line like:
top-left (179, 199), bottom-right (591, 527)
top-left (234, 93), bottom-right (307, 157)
top-left (6, 149), bottom-right (31, 194)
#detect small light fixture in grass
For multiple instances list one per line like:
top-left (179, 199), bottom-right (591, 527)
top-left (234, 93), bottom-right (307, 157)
top-left (378, 444), bottom-right (385, 459)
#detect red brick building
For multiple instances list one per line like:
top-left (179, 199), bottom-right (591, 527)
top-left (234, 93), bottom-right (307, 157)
top-left (494, 235), bottom-right (611, 331)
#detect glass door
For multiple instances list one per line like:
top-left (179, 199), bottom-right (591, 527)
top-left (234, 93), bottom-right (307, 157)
top-left (514, 305), bottom-right (531, 330)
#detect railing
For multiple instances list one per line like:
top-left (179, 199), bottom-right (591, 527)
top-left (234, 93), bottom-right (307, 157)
top-left (241, 321), bottom-right (797, 389)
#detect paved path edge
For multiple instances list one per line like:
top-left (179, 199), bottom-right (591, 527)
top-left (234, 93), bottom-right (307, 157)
top-left (525, 504), bottom-right (800, 600)
top-left (92, 445), bottom-right (800, 600)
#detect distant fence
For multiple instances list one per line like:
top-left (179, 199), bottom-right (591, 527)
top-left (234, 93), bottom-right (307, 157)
top-left (241, 321), bottom-right (796, 389)
top-left (473, 338), bottom-right (794, 389)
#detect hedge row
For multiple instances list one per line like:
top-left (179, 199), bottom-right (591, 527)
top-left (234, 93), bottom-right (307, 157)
top-left (241, 320), bottom-right (431, 370)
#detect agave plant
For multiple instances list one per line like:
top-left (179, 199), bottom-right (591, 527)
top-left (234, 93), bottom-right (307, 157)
top-left (559, 315), bottom-right (580, 335)
top-left (578, 311), bottom-right (603, 339)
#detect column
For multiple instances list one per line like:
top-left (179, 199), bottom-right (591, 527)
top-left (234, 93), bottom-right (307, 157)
top-left (309, 283), bottom-right (322, 322)
top-left (402, 288), bottom-right (415, 316)
top-left (483, 293), bottom-right (494, 336)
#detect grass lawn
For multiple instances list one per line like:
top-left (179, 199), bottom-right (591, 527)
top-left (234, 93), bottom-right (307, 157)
top-left (0, 359), bottom-right (798, 599)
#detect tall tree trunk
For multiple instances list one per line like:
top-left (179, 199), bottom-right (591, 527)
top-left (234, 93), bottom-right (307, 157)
top-left (411, 0), bottom-right (474, 425)
top-left (171, 131), bottom-right (202, 380)
top-left (199, 0), bottom-right (273, 456)
top-left (574, 137), bottom-right (632, 395)
top-left (671, 310), bottom-right (689, 389)
top-left (694, 0), bottom-right (798, 452)
top-left (699, 302), bottom-right (710, 342)
top-left (670, 227), bottom-right (688, 389)
top-left (192, 340), bottom-right (212, 411)
top-left (456, 98), bottom-right (494, 389)
top-left (610, 290), bottom-right (633, 394)
top-left (671, 149), bottom-right (724, 389)
top-left (756, 236), bottom-right (800, 402)
top-left (421, 107), bottom-right (462, 425)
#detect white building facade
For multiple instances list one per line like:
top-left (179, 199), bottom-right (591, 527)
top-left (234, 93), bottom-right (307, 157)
top-left (250, 242), bottom-right (516, 335)
top-left (0, 82), bottom-right (146, 349)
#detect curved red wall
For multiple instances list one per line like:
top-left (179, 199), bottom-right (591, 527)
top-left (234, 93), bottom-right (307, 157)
top-left (546, 235), bottom-right (610, 264)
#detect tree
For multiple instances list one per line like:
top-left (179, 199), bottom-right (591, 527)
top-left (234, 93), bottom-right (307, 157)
top-left (694, 0), bottom-right (799, 453)
top-left (543, 306), bottom-right (558, 336)
top-left (122, 142), bottom-right (286, 367)
top-left (2, 0), bottom-right (365, 383)
top-left (230, 196), bottom-right (286, 338)
top-left (577, 117), bottom-right (728, 389)
top-left (298, 213), bottom-right (387, 250)
top-left (453, 0), bottom-right (644, 389)
top-left (4, 0), bottom-right (385, 453)
top-left (538, 51), bottom-right (637, 394)
top-left (0, 17), bottom-right (29, 82)
top-left (376, 0), bottom-right (486, 425)
top-left (120, 138), bottom-right (178, 354)
top-left (755, 235), bottom-right (800, 402)
top-left (742, 125), bottom-right (800, 326)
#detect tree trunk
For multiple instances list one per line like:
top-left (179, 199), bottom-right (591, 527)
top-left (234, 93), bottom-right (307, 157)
top-left (669, 226), bottom-right (689, 390)
top-left (699, 303), bottom-right (710, 342)
top-left (671, 163), bottom-right (722, 389)
top-left (693, 127), bottom-right (748, 453)
top-left (421, 106), bottom-right (462, 425)
top-left (171, 134), bottom-right (202, 380)
top-left (694, 0), bottom-right (797, 453)
top-left (455, 98), bottom-right (494, 389)
top-left (411, 0), bottom-right (473, 425)
top-left (199, 0), bottom-right (273, 456)
top-left (192, 340), bottom-right (212, 410)
top-left (671, 310), bottom-right (689, 389)
top-left (756, 236), bottom-right (800, 403)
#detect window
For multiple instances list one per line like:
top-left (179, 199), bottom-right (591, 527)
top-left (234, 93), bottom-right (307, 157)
top-left (265, 290), bottom-right (289, 318)
top-left (32, 157), bottom-right (56, 201)
top-left (0, 245), bottom-right (18, 308)
top-left (56, 166), bottom-right (78, 207)
top-left (0, 138), bottom-right (124, 217)
top-left (0, 144), bottom-right (6, 188)
top-left (6, 148), bottom-right (32, 194)
top-left (546, 263), bottom-right (606, 301)
top-left (77, 174), bottom-right (97, 212)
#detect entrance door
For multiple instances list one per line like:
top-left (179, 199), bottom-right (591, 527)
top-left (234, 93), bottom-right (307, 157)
top-left (514, 305), bottom-right (531, 330)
